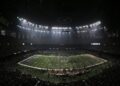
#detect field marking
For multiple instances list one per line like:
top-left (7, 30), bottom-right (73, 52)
top-left (18, 62), bottom-right (48, 70)
top-left (18, 54), bottom-right (108, 71)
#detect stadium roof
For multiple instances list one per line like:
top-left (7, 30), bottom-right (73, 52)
top-left (0, 0), bottom-right (119, 29)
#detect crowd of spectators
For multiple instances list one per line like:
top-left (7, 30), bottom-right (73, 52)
top-left (0, 63), bottom-right (120, 86)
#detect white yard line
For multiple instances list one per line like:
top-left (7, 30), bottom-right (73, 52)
top-left (18, 62), bottom-right (48, 70)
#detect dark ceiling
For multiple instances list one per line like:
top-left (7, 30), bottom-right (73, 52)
top-left (0, 0), bottom-right (119, 29)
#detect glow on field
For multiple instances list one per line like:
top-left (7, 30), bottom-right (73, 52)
top-left (18, 54), bottom-right (107, 70)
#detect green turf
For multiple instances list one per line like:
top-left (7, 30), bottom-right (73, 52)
top-left (19, 54), bottom-right (106, 69)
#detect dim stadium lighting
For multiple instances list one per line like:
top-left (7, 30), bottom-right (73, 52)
top-left (13, 53), bottom-right (17, 55)
top-left (17, 17), bottom-right (102, 35)
top-left (52, 26), bottom-right (72, 30)
top-left (23, 19), bottom-right (27, 23)
top-left (30, 43), bottom-right (33, 45)
top-left (17, 17), bottom-right (49, 30)
top-left (91, 43), bottom-right (101, 46)
top-left (85, 25), bottom-right (89, 28)
top-left (89, 24), bottom-right (93, 28)
top-left (22, 43), bottom-right (25, 46)
top-left (89, 21), bottom-right (101, 28)
top-left (83, 26), bottom-right (86, 28)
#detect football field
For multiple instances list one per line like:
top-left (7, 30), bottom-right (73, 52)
top-left (18, 54), bottom-right (107, 70)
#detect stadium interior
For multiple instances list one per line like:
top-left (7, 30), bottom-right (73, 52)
top-left (0, 0), bottom-right (120, 86)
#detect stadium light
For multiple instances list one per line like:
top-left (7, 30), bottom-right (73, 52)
top-left (85, 25), bottom-right (89, 28)
top-left (91, 43), bottom-right (101, 46)
top-left (96, 21), bottom-right (101, 25)
top-left (89, 21), bottom-right (101, 28)
top-left (22, 43), bottom-right (25, 46)
top-left (1, 30), bottom-right (6, 36)
top-left (17, 17), bottom-right (19, 19)
top-left (30, 43), bottom-right (33, 45)
top-left (17, 17), bottom-right (102, 36)
top-left (83, 26), bottom-right (86, 28)
top-left (76, 21), bottom-right (101, 30)
top-left (13, 53), bottom-right (17, 55)
top-left (52, 26), bottom-right (72, 30)
top-left (23, 19), bottom-right (27, 23)
top-left (89, 24), bottom-right (93, 28)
